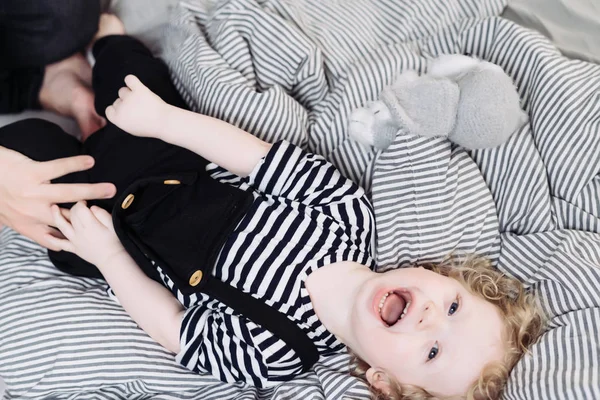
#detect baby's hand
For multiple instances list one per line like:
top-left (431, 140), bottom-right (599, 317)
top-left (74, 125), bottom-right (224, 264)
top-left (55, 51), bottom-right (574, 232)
top-left (51, 202), bottom-right (127, 268)
top-left (105, 75), bottom-right (169, 139)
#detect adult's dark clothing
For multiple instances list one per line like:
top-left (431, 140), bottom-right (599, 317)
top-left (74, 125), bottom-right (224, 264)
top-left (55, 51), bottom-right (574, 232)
top-left (0, 0), bottom-right (101, 112)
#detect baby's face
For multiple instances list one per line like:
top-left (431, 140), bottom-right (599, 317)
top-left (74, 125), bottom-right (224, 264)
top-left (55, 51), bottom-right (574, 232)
top-left (347, 267), bottom-right (506, 397)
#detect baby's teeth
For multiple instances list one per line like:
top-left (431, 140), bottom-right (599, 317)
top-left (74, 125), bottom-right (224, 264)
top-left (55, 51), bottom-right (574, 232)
top-left (378, 291), bottom-right (392, 314)
top-left (399, 301), bottom-right (411, 320)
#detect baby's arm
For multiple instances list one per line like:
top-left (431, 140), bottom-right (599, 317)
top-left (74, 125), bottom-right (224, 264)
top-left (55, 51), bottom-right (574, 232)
top-left (105, 75), bottom-right (272, 177)
top-left (51, 202), bottom-right (183, 354)
top-left (95, 251), bottom-right (184, 353)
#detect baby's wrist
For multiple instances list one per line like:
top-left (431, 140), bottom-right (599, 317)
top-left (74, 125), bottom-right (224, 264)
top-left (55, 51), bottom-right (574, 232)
top-left (96, 248), bottom-right (130, 273)
top-left (154, 103), bottom-right (176, 141)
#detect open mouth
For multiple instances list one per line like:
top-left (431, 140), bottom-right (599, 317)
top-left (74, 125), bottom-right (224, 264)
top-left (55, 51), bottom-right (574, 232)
top-left (377, 289), bottom-right (412, 326)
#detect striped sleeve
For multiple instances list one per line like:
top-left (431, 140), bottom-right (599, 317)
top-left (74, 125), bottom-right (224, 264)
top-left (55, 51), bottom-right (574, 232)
top-left (177, 303), bottom-right (301, 388)
top-left (247, 141), bottom-right (367, 208)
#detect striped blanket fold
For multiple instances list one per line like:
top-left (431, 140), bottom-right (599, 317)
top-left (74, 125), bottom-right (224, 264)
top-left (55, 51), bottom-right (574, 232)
top-left (1, 0), bottom-right (599, 398)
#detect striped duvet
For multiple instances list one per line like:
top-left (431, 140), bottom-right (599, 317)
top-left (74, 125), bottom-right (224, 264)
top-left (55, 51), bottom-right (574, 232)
top-left (1, 0), bottom-right (599, 399)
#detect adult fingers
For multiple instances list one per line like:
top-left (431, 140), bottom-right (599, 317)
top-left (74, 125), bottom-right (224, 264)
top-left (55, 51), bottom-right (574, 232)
top-left (30, 225), bottom-right (62, 251)
top-left (42, 182), bottom-right (116, 203)
top-left (37, 155), bottom-right (95, 181)
top-left (90, 206), bottom-right (114, 231)
top-left (37, 207), bottom-right (72, 228)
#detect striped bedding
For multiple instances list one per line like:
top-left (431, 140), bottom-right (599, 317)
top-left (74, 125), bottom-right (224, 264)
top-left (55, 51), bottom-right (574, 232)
top-left (1, 0), bottom-right (599, 399)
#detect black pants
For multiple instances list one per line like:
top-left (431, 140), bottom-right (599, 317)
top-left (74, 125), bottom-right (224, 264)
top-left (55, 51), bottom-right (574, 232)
top-left (0, 0), bottom-right (100, 112)
top-left (0, 35), bottom-right (210, 278)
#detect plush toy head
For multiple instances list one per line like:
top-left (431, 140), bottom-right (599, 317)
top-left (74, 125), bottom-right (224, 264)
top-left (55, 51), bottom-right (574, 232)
top-left (349, 55), bottom-right (528, 150)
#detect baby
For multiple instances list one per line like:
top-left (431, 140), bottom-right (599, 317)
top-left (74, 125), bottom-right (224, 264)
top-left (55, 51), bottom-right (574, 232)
top-left (0, 25), bottom-right (544, 400)
top-left (63, 75), bottom-right (545, 399)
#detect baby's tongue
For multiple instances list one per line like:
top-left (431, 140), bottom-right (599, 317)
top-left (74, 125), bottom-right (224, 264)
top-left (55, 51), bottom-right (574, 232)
top-left (381, 292), bottom-right (406, 325)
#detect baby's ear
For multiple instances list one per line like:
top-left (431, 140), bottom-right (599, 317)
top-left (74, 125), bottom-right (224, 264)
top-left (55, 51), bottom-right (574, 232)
top-left (366, 367), bottom-right (393, 395)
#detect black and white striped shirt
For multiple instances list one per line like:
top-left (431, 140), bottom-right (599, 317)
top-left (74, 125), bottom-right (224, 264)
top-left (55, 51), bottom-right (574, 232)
top-left (155, 141), bottom-right (375, 387)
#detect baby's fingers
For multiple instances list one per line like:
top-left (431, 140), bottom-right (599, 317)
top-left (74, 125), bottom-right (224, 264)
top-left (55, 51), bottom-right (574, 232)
top-left (71, 201), bottom-right (98, 229)
top-left (105, 104), bottom-right (117, 123)
top-left (124, 75), bottom-right (144, 90)
top-left (52, 205), bottom-right (75, 240)
top-left (118, 87), bottom-right (132, 100)
top-left (105, 97), bottom-right (124, 124)
top-left (90, 206), bottom-right (115, 232)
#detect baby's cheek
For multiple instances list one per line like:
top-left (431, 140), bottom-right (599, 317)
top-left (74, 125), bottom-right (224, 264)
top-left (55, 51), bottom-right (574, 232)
top-left (365, 334), bottom-right (414, 370)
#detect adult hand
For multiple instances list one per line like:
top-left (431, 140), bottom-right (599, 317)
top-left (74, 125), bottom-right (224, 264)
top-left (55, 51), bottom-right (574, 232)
top-left (0, 146), bottom-right (116, 250)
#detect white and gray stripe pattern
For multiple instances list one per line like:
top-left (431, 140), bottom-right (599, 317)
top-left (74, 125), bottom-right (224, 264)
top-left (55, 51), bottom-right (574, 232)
top-left (2, 0), bottom-right (600, 398)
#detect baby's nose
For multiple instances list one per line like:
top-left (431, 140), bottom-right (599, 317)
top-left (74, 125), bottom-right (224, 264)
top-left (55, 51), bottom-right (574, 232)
top-left (417, 301), bottom-right (443, 330)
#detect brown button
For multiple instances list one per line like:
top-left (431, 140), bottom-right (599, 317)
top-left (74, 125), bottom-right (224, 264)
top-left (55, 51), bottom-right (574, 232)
top-left (121, 194), bottom-right (135, 209)
top-left (164, 179), bottom-right (181, 185)
top-left (189, 270), bottom-right (203, 287)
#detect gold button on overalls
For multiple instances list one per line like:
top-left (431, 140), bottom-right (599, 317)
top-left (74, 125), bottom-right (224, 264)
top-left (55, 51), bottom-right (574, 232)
top-left (189, 270), bottom-right (203, 286)
top-left (121, 194), bottom-right (135, 209)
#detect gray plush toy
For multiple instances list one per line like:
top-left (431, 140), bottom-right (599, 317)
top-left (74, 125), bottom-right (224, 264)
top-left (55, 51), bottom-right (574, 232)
top-left (349, 55), bottom-right (528, 150)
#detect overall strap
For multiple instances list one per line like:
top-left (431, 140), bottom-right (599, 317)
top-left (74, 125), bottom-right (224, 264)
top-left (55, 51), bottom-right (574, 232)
top-left (203, 278), bottom-right (319, 372)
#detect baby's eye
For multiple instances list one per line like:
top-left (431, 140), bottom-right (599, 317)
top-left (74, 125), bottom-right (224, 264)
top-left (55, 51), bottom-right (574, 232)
top-left (427, 342), bottom-right (439, 361)
top-left (448, 297), bottom-right (460, 316)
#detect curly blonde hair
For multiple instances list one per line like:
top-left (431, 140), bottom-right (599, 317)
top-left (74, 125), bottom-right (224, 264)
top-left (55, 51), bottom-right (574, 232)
top-left (350, 255), bottom-right (546, 400)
